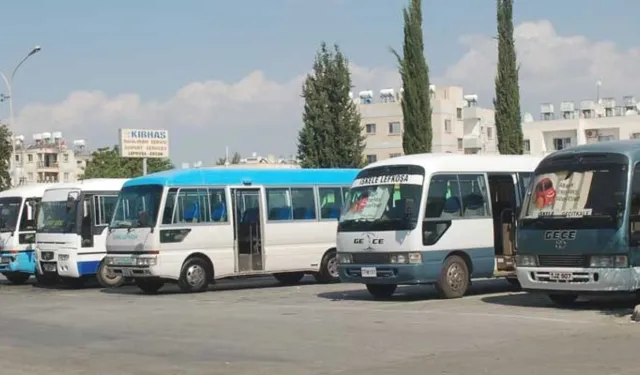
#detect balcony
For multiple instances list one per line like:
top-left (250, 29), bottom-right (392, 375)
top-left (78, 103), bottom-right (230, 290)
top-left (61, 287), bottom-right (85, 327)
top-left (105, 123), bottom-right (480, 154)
top-left (462, 135), bottom-right (482, 149)
top-left (37, 162), bottom-right (59, 170)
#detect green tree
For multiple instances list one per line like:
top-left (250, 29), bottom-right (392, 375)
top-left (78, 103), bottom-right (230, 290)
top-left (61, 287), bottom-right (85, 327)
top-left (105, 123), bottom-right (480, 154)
top-left (494, 0), bottom-right (523, 154)
top-left (215, 152), bottom-right (241, 165)
top-left (82, 145), bottom-right (174, 179)
top-left (392, 0), bottom-right (432, 155)
top-left (297, 42), bottom-right (365, 168)
top-left (0, 124), bottom-right (12, 189)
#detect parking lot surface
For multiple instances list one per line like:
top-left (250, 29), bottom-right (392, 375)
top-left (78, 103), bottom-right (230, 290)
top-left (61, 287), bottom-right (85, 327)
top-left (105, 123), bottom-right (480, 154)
top-left (0, 276), bottom-right (638, 375)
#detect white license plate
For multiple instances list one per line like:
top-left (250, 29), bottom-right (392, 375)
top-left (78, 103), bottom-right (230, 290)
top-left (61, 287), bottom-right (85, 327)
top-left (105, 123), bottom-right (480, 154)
top-left (361, 267), bottom-right (377, 277)
top-left (549, 272), bottom-right (573, 281)
top-left (114, 257), bottom-right (134, 265)
top-left (43, 263), bottom-right (56, 272)
top-left (121, 268), bottom-right (134, 277)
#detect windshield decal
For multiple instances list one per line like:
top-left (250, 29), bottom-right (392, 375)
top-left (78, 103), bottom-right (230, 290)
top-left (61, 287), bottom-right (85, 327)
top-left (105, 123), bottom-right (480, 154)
top-left (352, 174), bottom-right (424, 187)
top-left (529, 171), bottom-right (594, 218)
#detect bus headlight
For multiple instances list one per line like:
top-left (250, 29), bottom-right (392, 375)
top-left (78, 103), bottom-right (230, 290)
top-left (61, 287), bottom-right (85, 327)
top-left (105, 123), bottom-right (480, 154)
top-left (390, 252), bottom-right (422, 264)
top-left (58, 254), bottom-right (69, 261)
top-left (516, 255), bottom-right (537, 267)
top-left (337, 253), bottom-right (352, 264)
top-left (589, 255), bottom-right (628, 268)
top-left (135, 257), bottom-right (157, 266)
top-left (105, 257), bottom-right (114, 265)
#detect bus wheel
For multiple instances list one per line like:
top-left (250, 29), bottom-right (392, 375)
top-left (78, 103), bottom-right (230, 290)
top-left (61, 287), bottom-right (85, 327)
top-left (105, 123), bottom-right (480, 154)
top-left (96, 260), bottom-right (124, 288)
top-left (178, 257), bottom-right (211, 293)
top-left (314, 250), bottom-right (339, 283)
top-left (435, 255), bottom-right (469, 299)
top-left (548, 293), bottom-right (578, 307)
top-left (3, 272), bottom-right (30, 285)
top-left (274, 272), bottom-right (304, 285)
top-left (35, 271), bottom-right (58, 286)
top-left (135, 279), bottom-right (164, 294)
top-left (60, 277), bottom-right (85, 289)
top-left (366, 284), bottom-right (397, 299)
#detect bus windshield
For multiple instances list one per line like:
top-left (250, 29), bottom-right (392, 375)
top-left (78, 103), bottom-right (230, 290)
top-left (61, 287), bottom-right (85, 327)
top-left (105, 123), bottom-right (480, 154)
top-left (110, 184), bottom-right (163, 229)
top-left (0, 197), bottom-right (22, 233)
top-left (519, 162), bottom-right (627, 229)
top-left (37, 200), bottom-right (77, 234)
top-left (338, 165), bottom-right (424, 232)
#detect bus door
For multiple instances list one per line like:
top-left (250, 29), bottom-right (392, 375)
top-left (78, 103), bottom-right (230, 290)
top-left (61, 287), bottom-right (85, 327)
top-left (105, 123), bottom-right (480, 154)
top-left (487, 172), bottom-right (519, 272)
top-left (231, 188), bottom-right (264, 272)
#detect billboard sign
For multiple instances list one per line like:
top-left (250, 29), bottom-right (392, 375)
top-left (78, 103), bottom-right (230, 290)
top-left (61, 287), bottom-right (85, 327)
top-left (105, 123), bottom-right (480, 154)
top-left (118, 128), bottom-right (169, 158)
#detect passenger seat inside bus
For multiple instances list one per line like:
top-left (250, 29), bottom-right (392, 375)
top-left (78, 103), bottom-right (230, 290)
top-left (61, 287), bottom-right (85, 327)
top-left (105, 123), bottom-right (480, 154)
top-left (211, 202), bottom-right (226, 222)
top-left (321, 204), bottom-right (341, 219)
top-left (269, 207), bottom-right (292, 220)
top-left (184, 202), bottom-right (200, 223)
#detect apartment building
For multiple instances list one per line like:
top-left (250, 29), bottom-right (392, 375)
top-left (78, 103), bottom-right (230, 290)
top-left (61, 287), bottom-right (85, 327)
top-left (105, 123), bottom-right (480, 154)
top-left (12, 132), bottom-right (92, 185)
top-left (354, 85), bottom-right (498, 164)
top-left (522, 95), bottom-right (640, 156)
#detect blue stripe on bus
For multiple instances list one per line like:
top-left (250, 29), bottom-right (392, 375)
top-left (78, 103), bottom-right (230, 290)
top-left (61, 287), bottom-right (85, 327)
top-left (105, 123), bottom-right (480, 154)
top-left (123, 168), bottom-right (361, 188)
top-left (77, 260), bottom-right (100, 276)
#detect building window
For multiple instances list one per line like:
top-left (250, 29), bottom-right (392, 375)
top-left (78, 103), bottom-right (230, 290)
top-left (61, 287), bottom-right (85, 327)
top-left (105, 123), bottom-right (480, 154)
top-left (487, 127), bottom-right (493, 139)
top-left (389, 153), bottom-right (402, 158)
top-left (444, 119), bottom-right (452, 133)
top-left (27, 154), bottom-right (33, 162)
top-left (457, 138), bottom-right (463, 150)
top-left (524, 140), bottom-right (531, 153)
top-left (366, 154), bottom-right (377, 164)
top-left (598, 135), bottom-right (614, 142)
top-left (27, 172), bottom-right (33, 181)
top-left (14, 154), bottom-right (19, 162)
top-left (456, 108), bottom-right (462, 120)
top-left (553, 137), bottom-right (572, 150)
top-left (388, 122), bottom-right (401, 135)
top-left (63, 153), bottom-right (69, 163)
top-left (365, 123), bottom-right (376, 134)
top-left (632, 133), bottom-right (640, 139)
top-left (64, 172), bottom-right (69, 181)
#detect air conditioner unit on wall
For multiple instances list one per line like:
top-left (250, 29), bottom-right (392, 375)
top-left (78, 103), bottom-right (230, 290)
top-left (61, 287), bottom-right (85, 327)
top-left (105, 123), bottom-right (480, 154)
top-left (585, 130), bottom-right (598, 138)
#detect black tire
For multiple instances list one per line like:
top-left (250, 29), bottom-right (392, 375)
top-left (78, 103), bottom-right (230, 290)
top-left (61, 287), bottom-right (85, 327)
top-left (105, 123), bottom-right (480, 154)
top-left (177, 256), bottom-right (211, 293)
top-left (96, 260), bottom-right (124, 288)
top-left (548, 293), bottom-right (578, 307)
top-left (435, 255), bottom-right (469, 299)
top-left (135, 279), bottom-right (165, 294)
top-left (3, 272), bottom-right (30, 285)
top-left (314, 250), bottom-right (339, 283)
top-left (60, 276), bottom-right (86, 289)
top-left (35, 271), bottom-right (58, 286)
top-left (506, 277), bottom-right (521, 290)
top-left (274, 272), bottom-right (304, 285)
top-left (366, 284), bottom-right (397, 299)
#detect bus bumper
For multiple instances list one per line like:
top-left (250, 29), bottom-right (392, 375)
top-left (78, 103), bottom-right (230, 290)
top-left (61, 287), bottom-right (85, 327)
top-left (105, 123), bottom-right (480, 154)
top-left (339, 263), bottom-right (439, 285)
top-left (517, 266), bottom-right (640, 293)
top-left (0, 251), bottom-right (36, 274)
top-left (104, 254), bottom-right (159, 279)
top-left (57, 251), bottom-right (102, 278)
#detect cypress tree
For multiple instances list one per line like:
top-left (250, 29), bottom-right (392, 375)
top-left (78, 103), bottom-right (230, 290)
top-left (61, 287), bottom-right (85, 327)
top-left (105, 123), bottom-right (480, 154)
top-left (494, 0), bottom-right (523, 154)
top-left (297, 42), bottom-right (365, 168)
top-left (392, 0), bottom-right (432, 155)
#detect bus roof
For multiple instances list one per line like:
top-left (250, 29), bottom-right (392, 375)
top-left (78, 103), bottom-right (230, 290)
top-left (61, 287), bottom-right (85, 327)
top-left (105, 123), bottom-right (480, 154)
top-left (43, 178), bottom-right (129, 193)
top-left (543, 139), bottom-right (640, 161)
top-left (0, 183), bottom-right (56, 198)
top-left (122, 168), bottom-right (361, 188)
top-left (362, 153), bottom-right (543, 173)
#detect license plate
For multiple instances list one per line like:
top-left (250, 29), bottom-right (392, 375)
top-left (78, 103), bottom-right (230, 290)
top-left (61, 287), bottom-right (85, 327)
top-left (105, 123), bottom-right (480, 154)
top-left (121, 268), bottom-right (134, 277)
top-left (43, 263), bottom-right (56, 272)
top-left (361, 267), bottom-right (377, 277)
top-left (549, 272), bottom-right (573, 281)
top-left (114, 257), bottom-right (134, 265)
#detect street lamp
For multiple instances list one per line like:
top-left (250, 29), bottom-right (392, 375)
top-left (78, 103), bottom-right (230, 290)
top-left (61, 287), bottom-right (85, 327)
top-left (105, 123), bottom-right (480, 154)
top-left (0, 45), bottom-right (42, 186)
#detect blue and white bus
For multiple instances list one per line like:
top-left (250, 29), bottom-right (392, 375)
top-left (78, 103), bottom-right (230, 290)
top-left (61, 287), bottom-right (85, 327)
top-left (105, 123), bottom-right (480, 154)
top-left (104, 167), bottom-right (359, 293)
top-left (336, 154), bottom-right (541, 299)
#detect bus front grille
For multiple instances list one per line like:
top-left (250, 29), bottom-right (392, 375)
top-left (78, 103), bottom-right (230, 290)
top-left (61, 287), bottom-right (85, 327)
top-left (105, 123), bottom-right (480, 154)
top-left (352, 253), bottom-right (390, 264)
top-left (537, 255), bottom-right (588, 268)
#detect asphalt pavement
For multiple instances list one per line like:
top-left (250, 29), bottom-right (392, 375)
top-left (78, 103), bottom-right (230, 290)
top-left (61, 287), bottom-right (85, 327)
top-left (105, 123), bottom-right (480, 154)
top-left (0, 276), bottom-right (638, 375)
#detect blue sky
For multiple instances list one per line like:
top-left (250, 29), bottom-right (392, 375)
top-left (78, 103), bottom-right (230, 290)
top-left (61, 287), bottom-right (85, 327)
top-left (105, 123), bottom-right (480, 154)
top-left (1, 0), bottom-right (639, 162)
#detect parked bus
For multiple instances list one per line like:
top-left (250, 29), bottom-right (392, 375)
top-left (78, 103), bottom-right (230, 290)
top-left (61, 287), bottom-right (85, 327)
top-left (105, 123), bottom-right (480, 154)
top-left (104, 167), bottom-right (360, 293)
top-left (336, 153), bottom-right (542, 299)
top-left (516, 140), bottom-right (640, 305)
top-left (0, 183), bottom-right (54, 284)
top-left (35, 179), bottom-right (128, 288)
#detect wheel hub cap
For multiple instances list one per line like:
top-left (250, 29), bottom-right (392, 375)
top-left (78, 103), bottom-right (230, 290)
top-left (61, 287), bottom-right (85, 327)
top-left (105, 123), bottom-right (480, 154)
top-left (186, 265), bottom-right (205, 286)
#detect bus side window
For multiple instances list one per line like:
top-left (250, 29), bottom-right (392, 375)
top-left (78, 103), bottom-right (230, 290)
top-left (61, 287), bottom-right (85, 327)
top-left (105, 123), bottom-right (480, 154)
top-left (81, 197), bottom-right (94, 247)
top-left (19, 199), bottom-right (37, 232)
top-left (423, 174), bottom-right (462, 246)
top-left (318, 187), bottom-right (343, 220)
top-left (630, 165), bottom-right (640, 240)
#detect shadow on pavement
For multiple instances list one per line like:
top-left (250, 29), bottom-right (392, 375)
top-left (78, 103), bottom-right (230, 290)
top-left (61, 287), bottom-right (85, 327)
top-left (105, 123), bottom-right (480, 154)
top-left (481, 292), bottom-right (636, 318)
top-left (316, 278), bottom-right (521, 302)
top-left (100, 275), bottom-right (318, 296)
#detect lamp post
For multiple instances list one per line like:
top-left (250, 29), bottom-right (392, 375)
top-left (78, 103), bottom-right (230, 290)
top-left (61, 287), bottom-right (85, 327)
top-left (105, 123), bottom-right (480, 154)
top-left (0, 45), bottom-right (42, 186)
